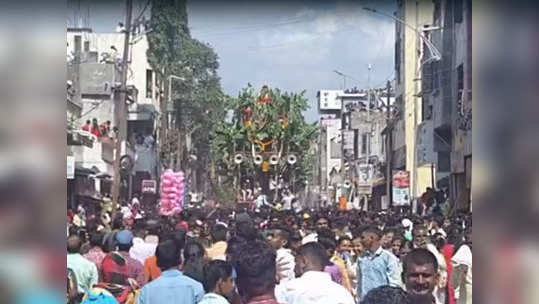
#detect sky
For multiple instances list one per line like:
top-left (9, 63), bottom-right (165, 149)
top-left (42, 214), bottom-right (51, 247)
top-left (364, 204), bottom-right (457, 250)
top-left (67, 0), bottom-right (395, 123)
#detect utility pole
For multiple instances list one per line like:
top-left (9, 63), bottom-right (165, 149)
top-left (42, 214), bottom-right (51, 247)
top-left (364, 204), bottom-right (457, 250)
top-left (363, 64), bottom-right (372, 210)
top-left (112, 0), bottom-right (133, 216)
top-left (385, 80), bottom-right (393, 208)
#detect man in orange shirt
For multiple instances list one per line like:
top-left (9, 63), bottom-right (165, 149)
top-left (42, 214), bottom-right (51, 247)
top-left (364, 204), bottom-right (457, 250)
top-left (143, 255), bottom-right (161, 284)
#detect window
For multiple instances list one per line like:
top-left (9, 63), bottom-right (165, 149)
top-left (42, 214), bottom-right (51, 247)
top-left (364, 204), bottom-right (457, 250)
top-left (433, 0), bottom-right (442, 25)
top-left (74, 35), bottom-right (81, 53)
top-left (422, 96), bottom-right (432, 121)
top-left (361, 134), bottom-right (367, 155)
top-left (457, 64), bottom-right (464, 96)
top-left (84, 41), bottom-right (90, 52)
top-left (422, 60), bottom-right (433, 92)
top-left (361, 133), bottom-right (371, 155)
top-left (395, 37), bottom-right (401, 85)
top-left (438, 152), bottom-right (450, 172)
top-left (146, 69), bottom-right (153, 98)
top-left (455, 0), bottom-right (463, 23)
top-left (433, 61), bottom-right (440, 90)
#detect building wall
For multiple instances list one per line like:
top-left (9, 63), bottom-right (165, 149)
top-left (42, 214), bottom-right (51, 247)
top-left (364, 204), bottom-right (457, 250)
top-left (451, 0), bottom-right (472, 211)
top-left (67, 30), bottom-right (159, 182)
top-left (394, 0), bottom-right (435, 199)
top-left (452, 0), bottom-right (472, 174)
top-left (66, 32), bottom-right (157, 109)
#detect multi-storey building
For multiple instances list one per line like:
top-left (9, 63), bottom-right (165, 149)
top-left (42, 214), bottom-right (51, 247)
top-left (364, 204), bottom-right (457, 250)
top-left (393, 0), bottom-right (436, 205)
top-left (66, 27), bottom-right (160, 207)
top-left (317, 89), bottom-right (390, 208)
top-left (419, 0), bottom-right (472, 211)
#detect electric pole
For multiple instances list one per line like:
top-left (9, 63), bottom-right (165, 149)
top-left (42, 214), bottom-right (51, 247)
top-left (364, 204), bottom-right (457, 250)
top-left (112, 0), bottom-right (133, 216)
top-left (385, 80), bottom-right (393, 208)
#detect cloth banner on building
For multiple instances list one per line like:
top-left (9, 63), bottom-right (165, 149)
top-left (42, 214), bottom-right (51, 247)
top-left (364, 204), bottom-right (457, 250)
top-left (159, 170), bottom-right (184, 216)
top-left (392, 170), bottom-right (410, 206)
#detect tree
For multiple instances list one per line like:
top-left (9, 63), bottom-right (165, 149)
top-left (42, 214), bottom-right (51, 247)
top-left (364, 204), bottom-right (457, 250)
top-left (147, 0), bottom-right (225, 194)
top-left (212, 85), bottom-right (318, 201)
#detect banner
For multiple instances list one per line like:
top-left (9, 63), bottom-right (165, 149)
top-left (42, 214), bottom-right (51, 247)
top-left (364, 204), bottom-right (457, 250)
top-left (392, 170), bottom-right (410, 206)
top-left (142, 180), bottom-right (157, 194)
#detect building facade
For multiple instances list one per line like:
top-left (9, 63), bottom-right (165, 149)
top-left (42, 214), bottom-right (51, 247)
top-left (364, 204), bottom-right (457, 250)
top-left (67, 27), bottom-right (160, 205)
top-left (393, 0), bottom-right (436, 203)
top-left (399, 0), bottom-right (472, 211)
top-left (317, 89), bottom-right (389, 208)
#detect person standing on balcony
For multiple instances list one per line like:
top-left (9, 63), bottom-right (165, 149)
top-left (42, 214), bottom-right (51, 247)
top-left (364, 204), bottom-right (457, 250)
top-left (81, 120), bottom-right (91, 132)
top-left (91, 118), bottom-right (101, 138)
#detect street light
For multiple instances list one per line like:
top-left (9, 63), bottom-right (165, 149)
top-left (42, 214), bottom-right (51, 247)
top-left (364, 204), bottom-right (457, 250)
top-left (333, 70), bottom-right (346, 90)
top-left (364, 6), bottom-right (441, 204)
top-left (363, 7), bottom-right (441, 65)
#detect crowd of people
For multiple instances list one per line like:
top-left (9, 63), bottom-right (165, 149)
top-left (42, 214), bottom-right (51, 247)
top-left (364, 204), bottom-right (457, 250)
top-left (67, 203), bottom-right (472, 304)
top-left (81, 118), bottom-right (114, 139)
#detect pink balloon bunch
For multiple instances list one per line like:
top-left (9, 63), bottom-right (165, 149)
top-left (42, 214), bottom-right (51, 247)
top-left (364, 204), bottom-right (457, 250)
top-left (159, 169), bottom-right (184, 216)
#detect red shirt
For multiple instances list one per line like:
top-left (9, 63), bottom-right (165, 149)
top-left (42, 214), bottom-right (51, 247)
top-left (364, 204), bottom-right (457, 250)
top-left (91, 127), bottom-right (101, 138)
top-left (101, 251), bottom-right (144, 286)
top-left (81, 124), bottom-right (90, 132)
top-left (442, 244), bottom-right (455, 304)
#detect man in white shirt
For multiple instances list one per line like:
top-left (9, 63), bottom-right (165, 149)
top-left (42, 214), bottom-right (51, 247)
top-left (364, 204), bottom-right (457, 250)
top-left (267, 227), bottom-right (296, 282)
top-left (275, 242), bottom-right (354, 304)
top-left (129, 226), bottom-right (158, 264)
top-left (282, 190), bottom-right (295, 211)
top-left (452, 230), bottom-right (472, 304)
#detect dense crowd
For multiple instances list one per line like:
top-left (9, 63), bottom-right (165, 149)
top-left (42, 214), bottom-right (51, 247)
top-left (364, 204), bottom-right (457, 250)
top-left (67, 205), bottom-right (472, 304)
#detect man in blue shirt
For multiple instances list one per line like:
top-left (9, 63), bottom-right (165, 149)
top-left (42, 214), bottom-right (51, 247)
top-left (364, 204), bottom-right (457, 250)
top-left (138, 240), bottom-right (204, 304)
top-left (356, 226), bottom-right (402, 302)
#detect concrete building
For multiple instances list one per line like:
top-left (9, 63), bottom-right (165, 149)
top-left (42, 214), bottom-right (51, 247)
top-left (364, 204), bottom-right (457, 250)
top-left (419, 0), bottom-right (472, 211)
top-left (316, 89), bottom-right (390, 208)
top-left (67, 27), bottom-right (160, 203)
top-left (393, 0), bottom-right (436, 203)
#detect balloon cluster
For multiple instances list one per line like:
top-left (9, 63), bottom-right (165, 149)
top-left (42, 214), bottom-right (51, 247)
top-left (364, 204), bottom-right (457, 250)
top-left (159, 169), bottom-right (184, 216)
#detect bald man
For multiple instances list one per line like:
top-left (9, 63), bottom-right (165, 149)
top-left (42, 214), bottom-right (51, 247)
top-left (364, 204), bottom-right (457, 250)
top-left (67, 235), bottom-right (98, 294)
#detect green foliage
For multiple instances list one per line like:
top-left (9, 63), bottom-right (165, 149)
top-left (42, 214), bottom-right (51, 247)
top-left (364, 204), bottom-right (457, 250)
top-left (147, 0), bottom-right (225, 193)
top-left (212, 85), bottom-right (318, 192)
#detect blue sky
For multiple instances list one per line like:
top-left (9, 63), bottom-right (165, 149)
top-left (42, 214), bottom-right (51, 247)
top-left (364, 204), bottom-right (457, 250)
top-left (67, 0), bottom-right (395, 122)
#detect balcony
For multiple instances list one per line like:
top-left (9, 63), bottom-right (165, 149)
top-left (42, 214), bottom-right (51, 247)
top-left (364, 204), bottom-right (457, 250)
top-left (70, 131), bottom-right (135, 177)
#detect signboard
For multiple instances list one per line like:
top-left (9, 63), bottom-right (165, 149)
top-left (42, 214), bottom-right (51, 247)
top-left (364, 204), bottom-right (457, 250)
top-left (141, 179), bottom-right (157, 194)
top-left (357, 184), bottom-right (373, 195)
top-left (417, 120), bottom-right (435, 166)
top-left (67, 156), bottom-right (75, 179)
top-left (343, 130), bottom-right (355, 150)
top-left (320, 118), bottom-right (341, 128)
top-left (392, 170), bottom-right (410, 206)
top-left (356, 163), bottom-right (373, 195)
top-left (318, 90), bottom-right (342, 110)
